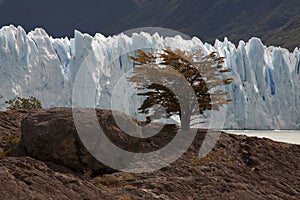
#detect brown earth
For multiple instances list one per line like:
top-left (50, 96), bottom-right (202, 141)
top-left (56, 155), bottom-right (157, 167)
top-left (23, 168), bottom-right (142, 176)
top-left (0, 157), bottom-right (115, 200)
top-left (0, 108), bottom-right (300, 199)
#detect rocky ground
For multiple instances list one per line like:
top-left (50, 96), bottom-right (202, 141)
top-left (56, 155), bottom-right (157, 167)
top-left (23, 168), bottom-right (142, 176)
top-left (0, 108), bottom-right (300, 199)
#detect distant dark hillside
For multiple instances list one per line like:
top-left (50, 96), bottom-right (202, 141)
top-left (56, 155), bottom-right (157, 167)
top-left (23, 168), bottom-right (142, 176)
top-left (105, 0), bottom-right (300, 50)
top-left (0, 0), bottom-right (138, 37)
top-left (0, 0), bottom-right (299, 50)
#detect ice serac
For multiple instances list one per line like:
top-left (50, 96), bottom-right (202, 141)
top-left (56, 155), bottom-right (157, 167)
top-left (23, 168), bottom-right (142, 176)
top-left (0, 25), bottom-right (299, 129)
top-left (0, 25), bottom-right (71, 108)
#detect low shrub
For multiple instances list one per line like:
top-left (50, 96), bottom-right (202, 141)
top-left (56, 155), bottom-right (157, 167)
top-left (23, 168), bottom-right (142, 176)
top-left (5, 96), bottom-right (42, 110)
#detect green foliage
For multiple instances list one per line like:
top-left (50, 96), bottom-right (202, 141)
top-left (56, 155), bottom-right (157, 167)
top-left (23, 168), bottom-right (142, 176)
top-left (128, 48), bottom-right (232, 130)
top-left (5, 96), bottom-right (42, 110)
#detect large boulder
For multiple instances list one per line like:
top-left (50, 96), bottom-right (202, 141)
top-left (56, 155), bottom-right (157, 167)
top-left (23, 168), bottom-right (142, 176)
top-left (20, 108), bottom-right (141, 174)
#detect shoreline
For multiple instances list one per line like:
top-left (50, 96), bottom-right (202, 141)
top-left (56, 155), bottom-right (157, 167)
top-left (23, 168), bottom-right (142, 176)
top-left (225, 130), bottom-right (300, 145)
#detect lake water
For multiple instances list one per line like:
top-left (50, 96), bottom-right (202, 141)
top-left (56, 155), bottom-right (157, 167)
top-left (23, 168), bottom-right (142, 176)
top-left (225, 130), bottom-right (300, 145)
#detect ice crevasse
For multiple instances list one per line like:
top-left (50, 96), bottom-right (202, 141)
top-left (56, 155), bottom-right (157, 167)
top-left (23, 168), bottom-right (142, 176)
top-left (0, 25), bottom-right (299, 129)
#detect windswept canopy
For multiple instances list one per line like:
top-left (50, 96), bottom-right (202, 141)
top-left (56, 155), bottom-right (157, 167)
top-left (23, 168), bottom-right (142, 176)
top-left (128, 48), bottom-right (232, 130)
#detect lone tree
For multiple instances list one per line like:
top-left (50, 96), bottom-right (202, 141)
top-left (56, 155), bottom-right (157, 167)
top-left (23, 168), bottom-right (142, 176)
top-left (5, 96), bottom-right (42, 110)
top-left (128, 48), bottom-right (232, 131)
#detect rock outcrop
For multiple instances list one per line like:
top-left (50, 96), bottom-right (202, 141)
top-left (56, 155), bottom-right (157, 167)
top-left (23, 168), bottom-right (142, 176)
top-left (20, 108), bottom-right (144, 174)
top-left (0, 157), bottom-right (114, 200)
top-left (0, 108), bottom-right (300, 199)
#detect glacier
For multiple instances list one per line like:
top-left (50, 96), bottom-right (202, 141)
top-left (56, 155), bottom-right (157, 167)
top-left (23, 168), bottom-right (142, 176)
top-left (0, 25), bottom-right (299, 129)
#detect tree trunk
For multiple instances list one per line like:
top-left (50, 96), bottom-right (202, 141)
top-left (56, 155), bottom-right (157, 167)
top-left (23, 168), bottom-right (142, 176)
top-left (180, 111), bottom-right (192, 131)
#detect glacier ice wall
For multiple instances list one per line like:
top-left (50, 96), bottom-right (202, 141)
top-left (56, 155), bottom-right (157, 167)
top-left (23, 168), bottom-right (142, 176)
top-left (0, 25), bottom-right (299, 129)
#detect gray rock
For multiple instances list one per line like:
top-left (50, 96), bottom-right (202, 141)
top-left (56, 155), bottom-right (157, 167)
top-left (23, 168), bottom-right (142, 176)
top-left (20, 108), bottom-right (140, 174)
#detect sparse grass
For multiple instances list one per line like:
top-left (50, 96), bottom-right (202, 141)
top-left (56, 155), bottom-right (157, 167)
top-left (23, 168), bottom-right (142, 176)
top-left (92, 175), bottom-right (124, 188)
top-left (82, 168), bottom-right (93, 179)
top-left (191, 148), bottom-right (233, 166)
top-left (0, 150), bottom-right (9, 158)
top-left (117, 193), bottom-right (135, 200)
top-left (0, 132), bottom-right (21, 158)
top-left (91, 173), bottom-right (136, 190)
top-left (122, 173), bottom-right (135, 180)
top-left (0, 132), bottom-right (20, 146)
